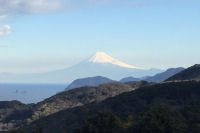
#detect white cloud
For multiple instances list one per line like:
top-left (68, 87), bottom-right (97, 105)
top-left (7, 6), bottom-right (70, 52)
top-left (0, 0), bottom-right (114, 37)
top-left (0, 0), bottom-right (66, 37)
top-left (0, 0), bottom-right (143, 17)
top-left (0, 0), bottom-right (65, 16)
top-left (0, 25), bottom-right (12, 37)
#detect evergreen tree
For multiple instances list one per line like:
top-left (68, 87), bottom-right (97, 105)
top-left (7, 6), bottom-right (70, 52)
top-left (184, 103), bottom-right (200, 133)
top-left (74, 110), bottom-right (125, 133)
top-left (132, 105), bottom-right (187, 133)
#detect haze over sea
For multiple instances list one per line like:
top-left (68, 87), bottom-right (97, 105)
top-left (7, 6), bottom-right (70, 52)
top-left (0, 83), bottom-right (66, 104)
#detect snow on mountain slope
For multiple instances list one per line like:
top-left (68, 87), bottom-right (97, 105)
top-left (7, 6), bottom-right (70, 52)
top-left (0, 52), bottom-right (163, 83)
top-left (88, 52), bottom-right (141, 69)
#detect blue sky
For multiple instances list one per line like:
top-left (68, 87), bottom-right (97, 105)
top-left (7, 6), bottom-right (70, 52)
top-left (0, 0), bottom-right (200, 73)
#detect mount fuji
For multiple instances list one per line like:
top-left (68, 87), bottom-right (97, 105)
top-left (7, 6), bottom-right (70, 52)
top-left (88, 52), bottom-right (141, 69)
top-left (0, 52), bottom-right (163, 83)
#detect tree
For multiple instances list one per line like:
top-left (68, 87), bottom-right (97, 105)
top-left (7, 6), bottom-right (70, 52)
top-left (184, 103), bottom-right (200, 133)
top-left (132, 105), bottom-right (187, 133)
top-left (74, 110), bottom-right (125, 133)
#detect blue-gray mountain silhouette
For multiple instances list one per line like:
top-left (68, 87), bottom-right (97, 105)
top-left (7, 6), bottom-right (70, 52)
top-left (0, 52), bottom-right (162, 83)
top-left (66, 76), bottom-right (114, 90)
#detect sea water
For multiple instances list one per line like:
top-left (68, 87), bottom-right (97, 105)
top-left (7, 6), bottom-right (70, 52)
top-left (0, 83), bottom-right (67, 104)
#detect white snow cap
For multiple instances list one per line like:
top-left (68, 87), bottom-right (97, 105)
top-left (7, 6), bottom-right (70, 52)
top-left (89, 52), bottom-right (141, 69)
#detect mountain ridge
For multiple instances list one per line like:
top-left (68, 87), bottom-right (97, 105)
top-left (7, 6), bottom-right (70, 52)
top-left (0, 52), bottom-right (163, 83)
top-left (119, 67), bottom-right (184, 83)
top-left (24, 80), bottom-right (200, 133)
top-left (66, 76), bottom-right (114, 90)
top-left (145, 67), bottom-right (184, 83)
top-left (0, 82), bottom-right (134, 131)
top-left (166, 64), bottom-right (200, 81)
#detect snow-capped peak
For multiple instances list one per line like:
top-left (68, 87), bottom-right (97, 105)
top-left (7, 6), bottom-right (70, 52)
top-left (89, 52), bottom-right (115, 63)
top-left (88, 52), bottom-right (141, 69)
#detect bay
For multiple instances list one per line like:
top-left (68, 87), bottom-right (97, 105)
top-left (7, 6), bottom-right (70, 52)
top-left (0, 83), bottom-right (67, 104)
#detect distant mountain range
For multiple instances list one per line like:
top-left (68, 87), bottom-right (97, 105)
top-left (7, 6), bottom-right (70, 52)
top-left (166, 64), bottom-right (200, 81)
top-left (66, 76), bottom-right (152, 91)
top-left (144, 67), bottom-right (184, 82)
top-left (120, 77), bottom-right (141, 82)
top-left (66, 76), bottom-right (114, 90)
top-left (66, 67), bottom-right (184, 90)
top-left (1, 64), bottom-right (200, 133)
top-left (0, 52), bottom-right (162, 83)
top-left (119, 67), bottom-right (184, 83)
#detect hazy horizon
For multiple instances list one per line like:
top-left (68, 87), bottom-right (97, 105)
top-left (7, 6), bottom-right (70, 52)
top-left (0, 0), bottom-right (200, 74)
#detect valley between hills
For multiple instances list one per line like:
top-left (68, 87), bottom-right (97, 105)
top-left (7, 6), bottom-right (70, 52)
top-left (0, 64), bottom-right (200, 133)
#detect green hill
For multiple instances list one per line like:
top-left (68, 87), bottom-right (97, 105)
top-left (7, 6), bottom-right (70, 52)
top-left (24, 80), bottom-right (200, 133)
top-left (0, 82), bottom-right (133, 132)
